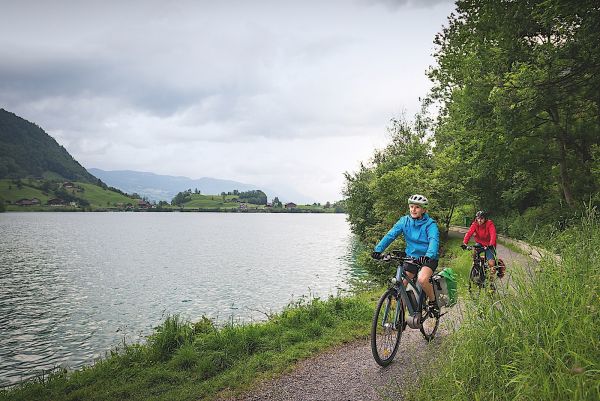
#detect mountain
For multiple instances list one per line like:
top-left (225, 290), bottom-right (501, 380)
top-left (0, 109), bottom-right (97, 183)
top-left (88, 168), bottom-right (315, 204)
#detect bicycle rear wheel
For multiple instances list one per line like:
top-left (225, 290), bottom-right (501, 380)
top-left (371, 288), bottom-right (404, 367)
top-left (419, 292), bottom-right (439, 342)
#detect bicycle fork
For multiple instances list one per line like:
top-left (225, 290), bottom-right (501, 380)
top-left (381, 291), bottom-right (404, 331)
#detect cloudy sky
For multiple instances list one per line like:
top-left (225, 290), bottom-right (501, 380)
top-left (1, 0), bottom-right (455, 203)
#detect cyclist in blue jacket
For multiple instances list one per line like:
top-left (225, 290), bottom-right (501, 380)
top-left (371, 194), bottom-right (440, 314)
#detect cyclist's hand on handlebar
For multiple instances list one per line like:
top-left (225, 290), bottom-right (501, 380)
top-left (371, 251), bottom-right (382, 260)
top-left (461, 243), bottom-right (467, 250)
top-left (417, 256), bottom-right (430, 265)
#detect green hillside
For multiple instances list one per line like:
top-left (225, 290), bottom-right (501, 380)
top-left (0, 179), bottom-right (139, 211)
top-left (0, 108), bottom-right (96, 183)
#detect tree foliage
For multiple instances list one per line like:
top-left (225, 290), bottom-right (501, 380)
top-left (237, 190), bottom-right (267, 205)
top-left (344, 0), bottom-right (600, 244)
top-left (429, 0), bottom-right (600, 209)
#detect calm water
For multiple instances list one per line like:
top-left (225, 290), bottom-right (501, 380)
top-left (0, 212), bottom-right (361, 386)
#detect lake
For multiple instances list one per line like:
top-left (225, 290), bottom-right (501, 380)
top-left (0, 212), bottom-right (361, 386)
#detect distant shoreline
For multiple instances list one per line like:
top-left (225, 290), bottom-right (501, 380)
top-left (3, 208), bottom-right (346, 214)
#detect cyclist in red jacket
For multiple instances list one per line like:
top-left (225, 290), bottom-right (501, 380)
top-left (461, 211), bottom-right (499, 276)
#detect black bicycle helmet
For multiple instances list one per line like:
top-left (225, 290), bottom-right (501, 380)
top-left (475, 210), bottom-right (487, 219)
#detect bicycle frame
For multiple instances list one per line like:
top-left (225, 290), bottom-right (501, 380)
top-left (394, 264), bottom-right (423, 316)
top-left (379, 265), bottom-right (421, 330)
top-left (390, 263), bottom-right (428, 329)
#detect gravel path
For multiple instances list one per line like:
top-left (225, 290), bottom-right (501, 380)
top-left (215, 231), bottom-right (534, 401)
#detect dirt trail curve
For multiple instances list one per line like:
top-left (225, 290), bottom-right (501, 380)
top-left (216, 230), bottom-right (535, 401)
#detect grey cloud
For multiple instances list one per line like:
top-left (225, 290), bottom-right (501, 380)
top-left (0, 0), bottom-right (457, 201)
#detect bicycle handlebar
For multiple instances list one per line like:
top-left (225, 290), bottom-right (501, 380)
top-left (463, 244), bottom-right (488, 251)
top-left (378, 251), bottom-right (422, 265)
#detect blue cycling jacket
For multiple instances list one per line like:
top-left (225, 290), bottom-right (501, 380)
top-left (374, 213), bottom-right (440, 260)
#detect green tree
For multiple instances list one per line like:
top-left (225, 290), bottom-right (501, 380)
top-left (429, 0), bottom-right (600, 208)
top-left (171, 189), bottom-right (192, 206)
top-left (238, 190), bottom-right (267, 205)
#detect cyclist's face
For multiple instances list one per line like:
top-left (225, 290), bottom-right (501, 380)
top-left (409, 204), bottom-right (424, 218)
top-left (476, 217), bottom-right (486, 225)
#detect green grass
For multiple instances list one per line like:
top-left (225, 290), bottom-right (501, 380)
top-left (0, 179), bottom-right (51, 205)
top-left (183, 194), bottom-right (241, 209)
top-left (0, 293), bottom-right (379, 401)
top-left (406, 214), bottom-right (600, 401)
top-left (295, 204), bottom-right (336, 213)
top-left (75, 183), bottom-right (139, 208)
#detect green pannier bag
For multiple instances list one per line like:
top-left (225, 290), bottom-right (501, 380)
top-left (433, 267), bottom-right (457, 307)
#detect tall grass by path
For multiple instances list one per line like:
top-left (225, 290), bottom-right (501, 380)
top-left (407, 211), bottom-right (600, 401)
top-left (0, 293), bottom-right (377, 401)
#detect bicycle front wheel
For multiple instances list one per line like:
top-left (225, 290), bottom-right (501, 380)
top-left (419, 293), bottom-right (439, 342)
top-left (371, 288), bottom-right (404, 367)
top-left (468, 265), bottom-right (484, 298)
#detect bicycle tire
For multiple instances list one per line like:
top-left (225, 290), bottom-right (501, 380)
top-left (419, 292), bottom-right (439, 342)
top-left (468, 264), bottom-right (484, 298)
top-left (371, 288), bottom-right (404, 367)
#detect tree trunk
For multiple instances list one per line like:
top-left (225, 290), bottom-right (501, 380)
top-left (557, 134), bottom-right (575, 206)
top-left (444, 203), bottom-right (455, 232)
top-left (548, 106), bottom-right (575, 206)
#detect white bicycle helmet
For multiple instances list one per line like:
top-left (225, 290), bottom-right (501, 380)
top-left (407, 194), bottom-right (428, 207)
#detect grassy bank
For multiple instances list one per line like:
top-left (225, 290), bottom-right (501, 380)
top-left (407, 212), bottom-right (600, 400)
top-left (0, 293), bottom-right (377, 401)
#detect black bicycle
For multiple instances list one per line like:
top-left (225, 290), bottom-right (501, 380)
top-left (370, 251), bottom-right (442, 367)
top-left (463, 244), bottom-right (505, 296)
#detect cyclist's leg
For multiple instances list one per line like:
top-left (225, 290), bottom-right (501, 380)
top-left (485, 246), bottom-right (497, 277)
top-left (417, 260), bottom-right (438, 302)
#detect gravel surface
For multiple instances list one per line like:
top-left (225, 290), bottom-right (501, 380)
top-left (215, 232), bottom-right (534, 401)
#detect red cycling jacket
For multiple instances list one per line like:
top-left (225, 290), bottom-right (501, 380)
top-left (463, 219), bottom-right (497, 247)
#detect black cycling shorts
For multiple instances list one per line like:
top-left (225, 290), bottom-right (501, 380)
top-left (403, 259), bottom-right (438, 275)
